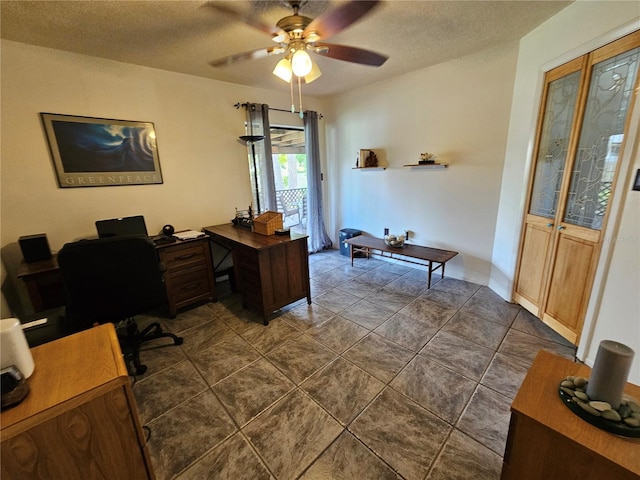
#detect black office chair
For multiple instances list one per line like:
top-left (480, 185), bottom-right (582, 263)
top-left (57, 235), bottom-right (183, 375)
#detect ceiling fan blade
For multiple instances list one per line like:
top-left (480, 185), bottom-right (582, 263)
top-left (209, 46), bottom-right (283, 68)
top-left (303, 0), bottom-right (381, 40)
top-left (201, 1), bottom-right (286, 39)
top-left (314, 43), bottom-right (388, 67)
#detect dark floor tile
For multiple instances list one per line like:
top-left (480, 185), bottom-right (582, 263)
top-left (336, 278), bottom-right (383, 298)
top-left (442, 311), bottom-right (509, 350)
top-left (391, 355), bottom-right (477, 424)
top-left (280, 302), bottom-right (335, 331)
top-left (213, 358), bottom-right (294, 426)
top-left (147, 390), bottom-right (237, 480)
top-left (267, 334), bottom-right (337, 384)
top-left (133, 360), bottom-right (208, 424)
top-left (190, 334), bottom-right (261, 386)
top-left (343, 332), bottom-right (415, 383)
top-left (472, 286), bottom-right (508, 304)
top-left (300, 431), bottom-right (400, 479)
top-left (310, 278), bottom-right (333, 298)
top-left (306, 315), bottom-right (369, 353)
top-left (302, 357), bottom-right (385, 425)
top-left (350, 388), bottom-right (450, 480)
top-left (178, 317), bottom-right (237, 355)
top-left (456, 385), bottom-right (511, 456)
top-left (313, 288), bottom-right (361, 313)
top-left (420, 331), bottom-right (494, 381)
top-left (420, 288), bottom-right (471, 309)
top-left (357, 268), bottom-right (401, 288)
top-left (137, 336), bottom-right (188, 378)
top-left (459, 297), bottom-right (520, 327)
top-left (481, 352), bottom-right (531, 400)
top-left (340, 298), bottom-right (396, 330)
top-left (374, 312), bottom-right (439, 352)
top-left (384, 273), bottom-right (429, 297)
top-left (240, 318), bottom-right (303, 354)
top-left (426, 429), bottom-right (502, 480)
top-left (431, 278), bottom-right (481, 297)
top-left (159, 303), bottom-right (218, 334)
top-left (399, 298), bottom-right (457, 329)
top-left (243, 389), bottom-right (343, 479)
top-left (511, 308), bottom-right (575, 347)
top-left (364, 288), bottom-right (416, 312)
top-left (176, 433), bottom-right (271, 480)
top-left (499, 329), bottom-right (576, 365)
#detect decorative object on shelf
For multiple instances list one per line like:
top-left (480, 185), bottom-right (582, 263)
top-left (357, 149), bottom-right (378, 168)
top-left (40, 113), bottom-right (163, 188)
top-left (419, 152), bottom-right (436, 164)
top-left (383, 233), bottom-right (405, 248)
top-left (558, 375), bottom-right (640, 437)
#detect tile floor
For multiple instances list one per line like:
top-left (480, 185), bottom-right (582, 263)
top-left (132, 249), bottom-right (576, 480)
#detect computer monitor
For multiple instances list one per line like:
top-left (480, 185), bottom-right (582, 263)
top-left (95, 215), bottom-right (148, 238)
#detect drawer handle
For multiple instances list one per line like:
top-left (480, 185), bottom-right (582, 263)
top-left (182, 282), bottom-right (200, 291)
top-left (175, 253), bottom-right (196, 260)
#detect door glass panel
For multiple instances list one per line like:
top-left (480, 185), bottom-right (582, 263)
top-left (529, 71), bottom-right (581, 218)
top-left (564, 47), bottom-right (639, 229)
top-left (271, 127), bottom-right (308, 234)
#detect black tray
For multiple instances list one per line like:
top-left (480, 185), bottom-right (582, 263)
top-left (558, 385), bottom-right (640, 437)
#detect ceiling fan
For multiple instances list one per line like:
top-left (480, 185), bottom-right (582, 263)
top-left (204, 0), bottom-right (388, 84)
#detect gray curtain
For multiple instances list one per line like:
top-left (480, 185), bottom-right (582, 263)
top-left (304, 110), bottom-right (332, 252)
top-left (245, 104), bottom-right (276, 213)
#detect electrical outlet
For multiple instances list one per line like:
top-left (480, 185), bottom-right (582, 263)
top-left (404, 229), bottom-right (410, 240)
top-left (384, 227), bottom-right (389, 235)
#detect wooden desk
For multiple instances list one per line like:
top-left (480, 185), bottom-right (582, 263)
top-left (1, 323), bottom-right (155, 479)
top-left (203, 223), bottom-right (311, 324)
top-left (17, 236), bottom-right (216, 317)
top-left (501, 350), bottom-right (640, 480)
top-left (344, 235), bottom-right (458, 288)
top-left (17, 256), bottom-right (65, 312)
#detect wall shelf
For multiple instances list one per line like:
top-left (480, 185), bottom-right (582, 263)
top-left (352, 166), bottom-right (387, 170)
top-left (403, 163), bottom-right (448, 169)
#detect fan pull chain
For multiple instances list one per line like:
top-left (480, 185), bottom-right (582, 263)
top-left (298, 75), bottom-right (304, 118)
top-left (290, 76), bottom-right (295, 113)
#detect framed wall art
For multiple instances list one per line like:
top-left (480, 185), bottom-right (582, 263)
top-left (40, 113), bottom-right (163, 188)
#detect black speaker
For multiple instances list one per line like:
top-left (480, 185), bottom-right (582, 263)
top-left (18, 234), bottom-right (52, 263)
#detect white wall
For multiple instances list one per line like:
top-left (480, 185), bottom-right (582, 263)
top-left (0, 41), bottom-right (326, 316)
top-left (491, 1), bottom-right (640, 382)
top-left (324, 42), bottom-right (519, 285)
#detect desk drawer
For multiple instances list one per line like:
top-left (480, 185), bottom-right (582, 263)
top-left (162, 243), bottom-right (207, 270)
top-left (167, 265), bottom-right (211, 305)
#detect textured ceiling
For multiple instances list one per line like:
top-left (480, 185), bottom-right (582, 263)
top-left (1, 0), bottom-right (572, 97)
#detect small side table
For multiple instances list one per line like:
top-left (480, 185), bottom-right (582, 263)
top-left (17, 256), bottom-right (65, 312)
top-left (501, 350), bottom-right (640, 480)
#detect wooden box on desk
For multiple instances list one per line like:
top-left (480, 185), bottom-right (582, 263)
top-left (252, 211), bottom-right (283, 235)
top-left (0, 324), bottom-right (155, 480)
top-left (501, 350), bottom-right (640, 480)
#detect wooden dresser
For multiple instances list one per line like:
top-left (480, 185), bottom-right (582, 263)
top-left (501, 350), bottom-right (640, 480)
top-left (1, 324), bottom-right (155, 479)
top-left (203, 223), bottom-right (311, 324)
top-left (151, 236), bottom-right (215, 317)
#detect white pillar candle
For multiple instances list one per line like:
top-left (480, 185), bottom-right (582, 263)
top-left (586, 340), bottom-right (635, 409)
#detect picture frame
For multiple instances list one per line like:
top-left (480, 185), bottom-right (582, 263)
top-left (633, 169), bottom-right (640, 191)
top-left (40, 113), bottom-right (163, 188)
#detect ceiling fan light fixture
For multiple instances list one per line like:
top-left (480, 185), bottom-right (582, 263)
top-left (291, 49), bottom-right (313, 77)
top-left (304, 61), bottom-right (322, 84)
top-left (305, 31), bottom-right (321, 43)
top-left (273, 57), bottom-right (293, 83)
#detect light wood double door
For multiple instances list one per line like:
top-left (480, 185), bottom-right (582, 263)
top-left (514, 31), bottom-right (640, 345)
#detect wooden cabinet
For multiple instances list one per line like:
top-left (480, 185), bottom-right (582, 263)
top-left (501, 350), bottom-right (640, 480)
top-left (156, 237), bottom-right (216, 317)
top-left (1, 324), bottom-right (154, 480)
top-left (203, 223), bottom-right (311, 324)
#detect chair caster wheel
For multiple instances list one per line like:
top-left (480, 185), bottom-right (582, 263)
top-left (135, 364), bottom-right (148, 375)
top-left (175, 337), bottom-right (184, 346)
